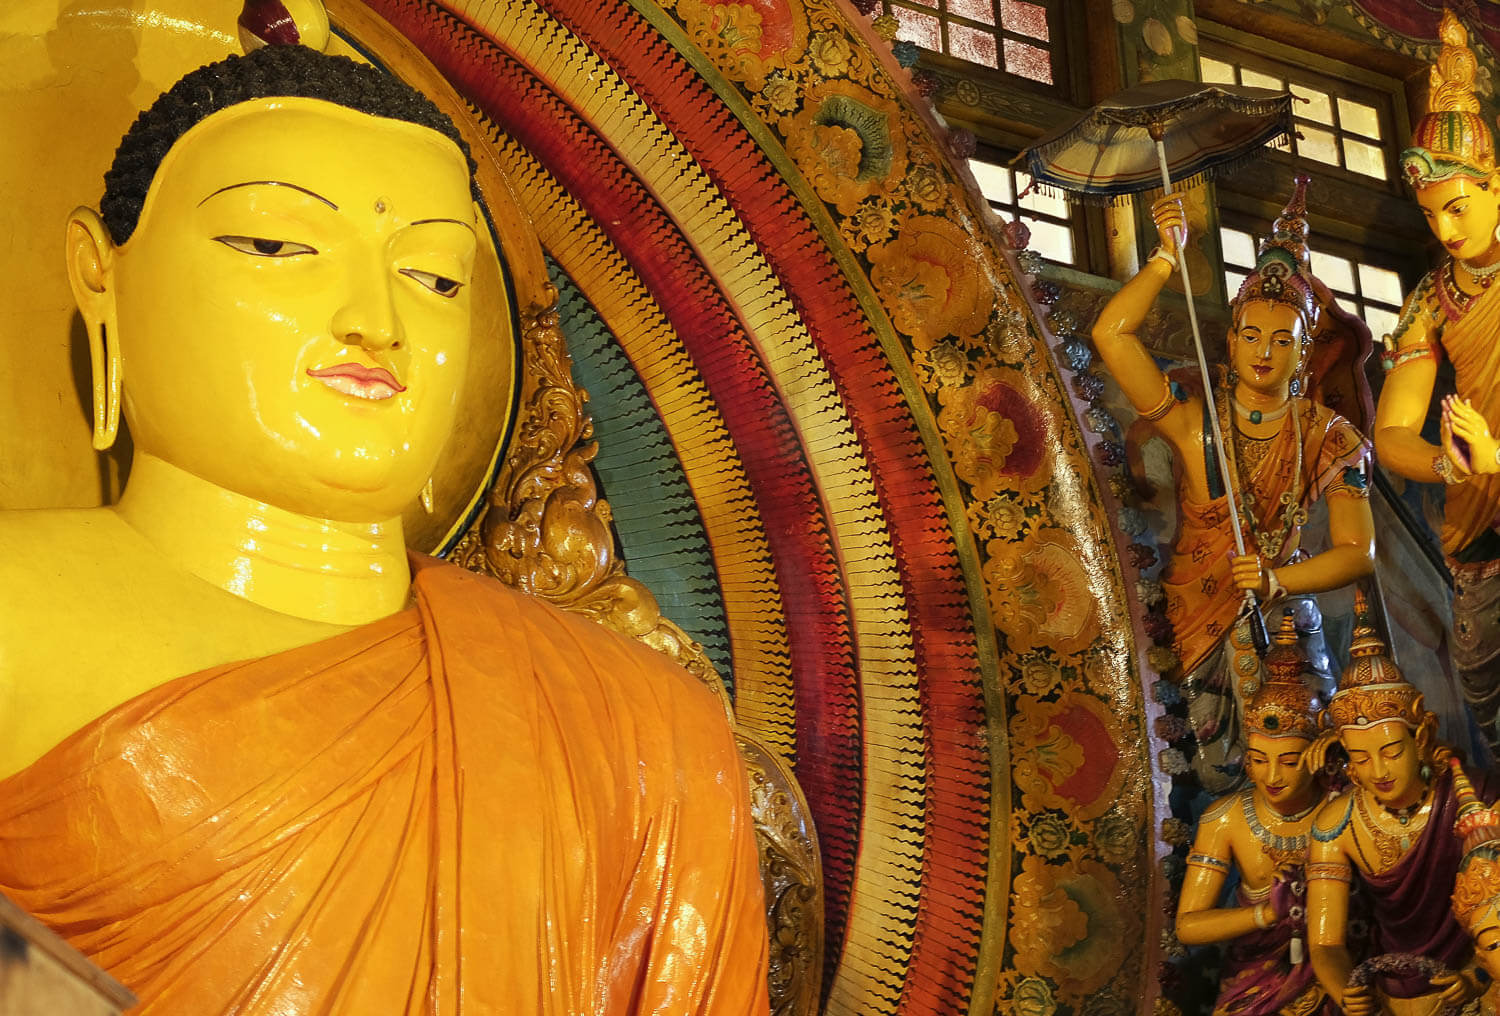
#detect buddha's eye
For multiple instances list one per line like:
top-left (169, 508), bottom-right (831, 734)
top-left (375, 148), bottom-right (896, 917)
top-left (214, 235), bottom-right (317, 257)
top-left (400, 268), bottom-right (464, 298)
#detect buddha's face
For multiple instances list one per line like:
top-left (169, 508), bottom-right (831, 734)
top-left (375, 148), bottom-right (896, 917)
top-left (1244, 733), bottom-right (1315, 811)
top-left (97, 98), bottom-right (476, 521)
top-left (1341, 719), bottom-right (1426, 810)
top-left (1414, 173), bottom-right (1500, 262)
top-left (1229, 300), bottom-right (1304, 402)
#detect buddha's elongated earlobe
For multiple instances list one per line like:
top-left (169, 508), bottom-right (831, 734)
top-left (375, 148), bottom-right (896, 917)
top-left (63, 208), bottom-right (121, 451)
top-left (88, 317), bottom-right (122, 451)
top-left (420, 477), bottom-right (435, 515)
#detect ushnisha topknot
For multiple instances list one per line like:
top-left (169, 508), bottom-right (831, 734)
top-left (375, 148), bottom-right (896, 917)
top-left (1233, 174), bottom-right (1318, 336)
top-left (1324, 589), bottom-right (1425, 733)
top-left (1244, 611), bottom-right (1322, 741)
top-left (100, 44), bottom-right (478, 246)
top-left (1402, 9), bottom-right (1495, 187)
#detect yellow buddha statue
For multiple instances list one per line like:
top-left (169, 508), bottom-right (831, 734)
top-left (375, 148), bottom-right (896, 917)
top-left (1375, 9), bottom-right (1500, 754)
top-left (1176, 612), bottom-right (1330, 1016)
top-left (1092, 177), bottom-right (1375, 792)
top-left (1306, 601), bottom-right (1483, 1016)
top-left (0, 41), bottom-right (769, 1014)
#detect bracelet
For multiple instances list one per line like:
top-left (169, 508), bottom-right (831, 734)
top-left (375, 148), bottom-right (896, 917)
top-left (1148, 245), bottom-right (1179, 272)
top-left (1140, 377), bottom-right (1177, 421)
top-left (1265, 567), bottom-right (1287, 602)
top-left (1434, 453), bottom-right (1462, 486)
top-left (1253, 902), bottom-right (1270, 930)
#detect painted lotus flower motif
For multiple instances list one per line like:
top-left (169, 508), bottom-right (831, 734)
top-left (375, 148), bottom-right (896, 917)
top-left (1011, 855), bottom-right (1134, 999)
top-left (984, 529), bottom-right (1097, 654)
top-left (787, 81), bottom-right (905, 214)
top-left (808, 30), bottom-right (853, 77)
top-left (870, 214), bottom-right (993, 351)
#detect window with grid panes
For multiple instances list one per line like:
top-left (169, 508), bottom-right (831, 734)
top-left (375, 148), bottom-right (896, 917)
top-left (885, 0), bottom-right (1054, 84)
top-left (1220, 226), bottom-right (1404, 342)
top-left (1199, 51), bottom-right (1392, 181)
top-left (970, 155), bottom-right (1075, 265)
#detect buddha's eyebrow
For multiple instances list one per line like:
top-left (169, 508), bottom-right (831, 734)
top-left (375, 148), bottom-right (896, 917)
top-left (198, 180), bottom-right (338, 209)
top-left (408, 217), bottom-right (475, 233)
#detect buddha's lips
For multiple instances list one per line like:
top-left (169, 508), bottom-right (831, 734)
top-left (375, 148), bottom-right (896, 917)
top-left (307, 363), bottom-right (406, 401)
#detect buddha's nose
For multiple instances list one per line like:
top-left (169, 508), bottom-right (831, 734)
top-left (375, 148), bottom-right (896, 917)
top-left (332, 268), bottom-right (406, 351)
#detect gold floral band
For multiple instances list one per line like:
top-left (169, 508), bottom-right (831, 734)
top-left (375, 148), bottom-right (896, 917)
top-left (1306, 861), bottom-right (1353, 883)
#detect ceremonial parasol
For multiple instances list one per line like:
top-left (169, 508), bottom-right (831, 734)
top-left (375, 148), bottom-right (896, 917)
top-left (1020, 80), bottom-right (1297, 654)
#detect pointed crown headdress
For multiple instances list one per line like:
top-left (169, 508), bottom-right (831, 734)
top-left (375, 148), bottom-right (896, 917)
top-left (1234, 175), bottom-right (1319, 335)
top-left (1245, 612), bottom-right (1322, 740)
top-left (1324, 591), bottom-right (1425, 732)
top-left (1402, 10), bottom-right (1495, 187)
top-left (1450, 759), bottom-right (1500, 931)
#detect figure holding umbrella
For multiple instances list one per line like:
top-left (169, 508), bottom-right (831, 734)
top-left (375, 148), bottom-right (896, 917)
top-left (1021, 80), bottom-right (1377, 790)
top-left (1090, 178), bottom-right (1375, 791)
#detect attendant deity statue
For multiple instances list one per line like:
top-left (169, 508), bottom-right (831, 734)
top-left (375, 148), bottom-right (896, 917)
top-left (1177, 613), bottom-right (1333, 1016)
top-left (1092, 178), bottom-right (1376, 792)
top-left (0, 32), bottom-right (769, 1016)
top-left (1449, 760), bottom-right (1500, 1005)
top-left (1306, 602), bottom-right (1486, 1016)
top-left (1374, 9), bottom-right (1500, 756)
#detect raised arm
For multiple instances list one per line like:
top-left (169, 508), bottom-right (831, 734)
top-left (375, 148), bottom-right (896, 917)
top-left (1090, 196), bottom-right (1196, 447)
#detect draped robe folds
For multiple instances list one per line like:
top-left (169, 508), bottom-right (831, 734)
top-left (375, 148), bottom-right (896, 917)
top-left (1213, 882), bottom-right (1329, 1016)
top-left (1163, 398), bottom-right (1369, 677)
top-left (1361, 767), bottom-right (1481, 1000)
top-left (1431, 278), bottom-right (1500, 557)
top-left (0, 558), bottom-right (770, 1015)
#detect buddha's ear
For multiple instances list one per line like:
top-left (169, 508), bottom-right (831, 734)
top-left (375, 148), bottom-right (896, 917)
top-left (63, 208), bottom-right (122, 451)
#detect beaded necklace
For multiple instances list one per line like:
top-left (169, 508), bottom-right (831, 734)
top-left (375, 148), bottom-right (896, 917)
top-left (1240, 787), bottom-right (1316, 866)
top-left (1217, 385), bottom-right (1306, 562)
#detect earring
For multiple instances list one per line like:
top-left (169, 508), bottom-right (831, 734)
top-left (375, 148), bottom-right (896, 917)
top-left (1420, 762), bottom-right (1432, 783)
top-left (1289, 377), bottom-right (1300, 397)
top-left (420, 477), bottom-right (435, 515)
top-left (88, 318), bottom-right (121, 451)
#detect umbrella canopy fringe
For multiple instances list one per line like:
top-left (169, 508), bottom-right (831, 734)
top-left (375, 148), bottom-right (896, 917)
top-left (1046, 129), bottom-right (1293, 206)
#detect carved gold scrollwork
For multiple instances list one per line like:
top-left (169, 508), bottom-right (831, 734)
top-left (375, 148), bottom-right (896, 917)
top-left (454, 284), bottom-right (824, 1013)
top-left (451, 287), bottom-right (730, 716)
top-left (738, 733), bottom-right (825, 1016)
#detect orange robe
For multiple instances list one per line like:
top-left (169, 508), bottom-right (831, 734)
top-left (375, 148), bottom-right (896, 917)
top-left (0, 558), bottom-right (770, 1015)
top-left (1163, 398), bottom-right (1369, 676)
top-left (1426, 276), bottom-right (1500, 557)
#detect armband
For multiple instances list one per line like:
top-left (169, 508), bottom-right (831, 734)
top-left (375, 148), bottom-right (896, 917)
top-left (1140, 377), bottom-right (1177, 422)
top-left (1305, 861), bottom-right (1353, 883)
top-left (1383, 344), bottom-right (1436, 373)
top-left (1186, 852), bottom-right (1231, 873)
top-left (1149, 245), bottom-right (1178, 272)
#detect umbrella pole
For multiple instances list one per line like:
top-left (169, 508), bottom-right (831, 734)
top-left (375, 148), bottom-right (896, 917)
top-left (1151, 133), bottom-right (1270, 656)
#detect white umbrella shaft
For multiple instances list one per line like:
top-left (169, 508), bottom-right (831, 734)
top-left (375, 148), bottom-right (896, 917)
top-left (1153, 139), bottom-right (1259, 613)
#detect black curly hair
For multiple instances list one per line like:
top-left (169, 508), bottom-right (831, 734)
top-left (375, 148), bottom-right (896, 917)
top-left (101, 45), bottom-right (477, 246)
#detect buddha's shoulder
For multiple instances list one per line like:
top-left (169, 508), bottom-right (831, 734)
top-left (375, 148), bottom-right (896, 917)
top-left (417, 561), bottom-right (730, 719)
top-left (0, 507), bottom-right (147, 594)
